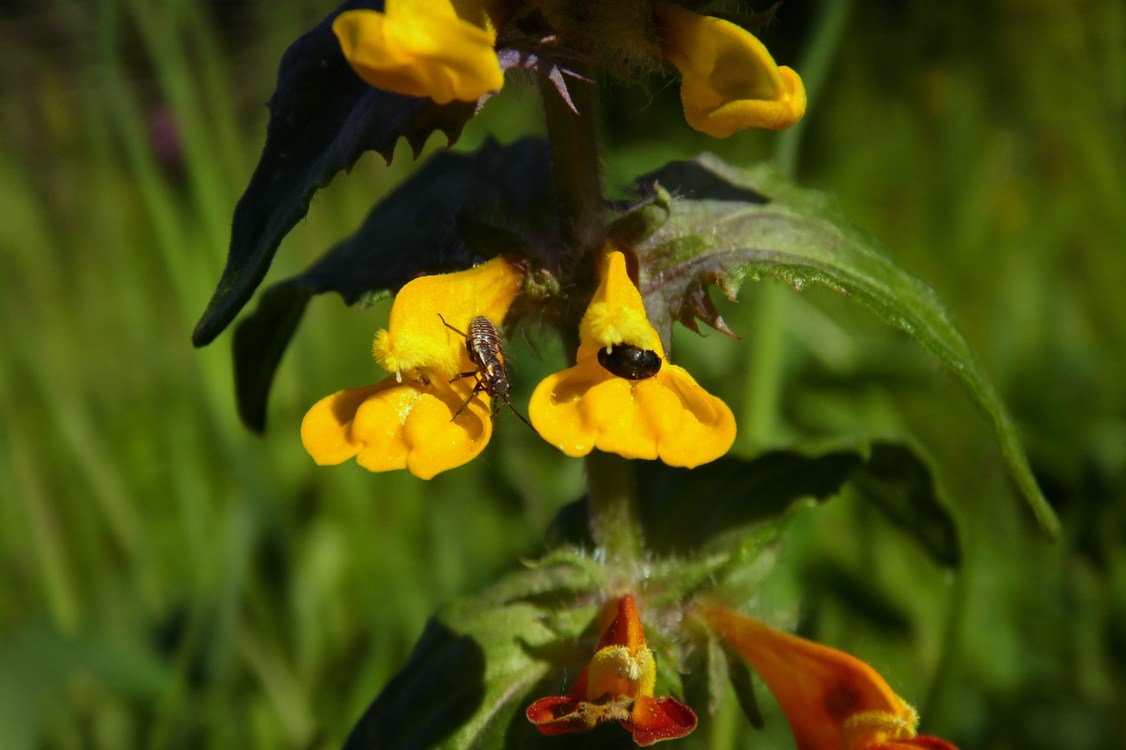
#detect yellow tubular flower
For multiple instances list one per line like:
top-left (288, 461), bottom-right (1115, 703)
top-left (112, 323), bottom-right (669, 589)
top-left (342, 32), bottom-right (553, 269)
top-left (529, 250), bottom-right (735, 467)
top-left (301, 257), bottom-right (523, 479)
top-left (373, 256), bottom-right (522, 379)
top-left (333, 0), bottom-right (504, 104)
top-left (654, 2), bottom-right (807, 138)
top-left (700, 606), bottom-right (959, 750)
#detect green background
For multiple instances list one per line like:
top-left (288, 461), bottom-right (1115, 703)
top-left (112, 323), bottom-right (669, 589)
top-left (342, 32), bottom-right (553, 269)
top-left (1, 1), bottom-right (1122, 748)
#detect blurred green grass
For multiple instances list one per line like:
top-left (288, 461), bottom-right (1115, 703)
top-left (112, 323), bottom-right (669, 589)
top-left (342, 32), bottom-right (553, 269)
top-left (1, 1), bottom-right (1123, 748)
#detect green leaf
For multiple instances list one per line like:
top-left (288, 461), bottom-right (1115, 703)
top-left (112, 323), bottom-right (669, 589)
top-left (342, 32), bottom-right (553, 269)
top-left (342, 440), bottom-right (957, 748)
top-left (192, 0), bottom-right (476, 347)
top-left (343, 569), bottom-right (602, 750)
top-left (546, 442), bottom-right (959, 569)
top-left (632, 450), bottom-right (862, 556)
top-left (853, 442), bottom-right (961, 568)
top-left (635, 154), bottom-right (1059, 539)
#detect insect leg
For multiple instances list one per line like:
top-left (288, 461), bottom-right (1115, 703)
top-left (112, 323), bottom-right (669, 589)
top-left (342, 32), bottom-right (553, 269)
top-left (499, 394), bottom-right (536, 431)
top-left (449, 377), bottom-right (487, 422)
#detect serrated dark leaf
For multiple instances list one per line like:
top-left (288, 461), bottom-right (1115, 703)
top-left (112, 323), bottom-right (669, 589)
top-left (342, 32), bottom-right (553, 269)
top-left (193, 0), bottom-right (477, 347)
top-left (633, 153), bottom-right (1058, 539)
top-left (290, 136), bottom-right (553, 302)
top-left (673, 269), bottom-right (739, 337)
top-left (633, 450), bottom-right (863, 556)
top-left (230, 137), bottom-right (555, 430)
top-left (638, 160), bottom-right (770, 205)
top-left (547, 441), bottom-right (960, 569)
top-left (545, 449), bottom-right (859, 554)
top-left (232, 286), bottom-right (310, 432)
top-left (604, 184), bottom-right (672, 248)
top-left (853, 442), bottom-right (961, 567)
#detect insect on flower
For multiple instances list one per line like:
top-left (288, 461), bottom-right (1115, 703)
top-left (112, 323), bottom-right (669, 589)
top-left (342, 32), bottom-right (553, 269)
top-left (438, 313), bottom-right (534, 429)
top-left (597, 344), bottom-right (663, 380)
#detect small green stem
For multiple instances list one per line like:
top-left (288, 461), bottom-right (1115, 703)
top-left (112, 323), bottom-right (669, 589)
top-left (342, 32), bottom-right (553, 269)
top-left (539, 70), bottom-right (642, 561)
top-left (742, 283), bottom-right (787, 449)
top-left (774, 0), bottom-right (853, 178)
top-left (537, 72), bottom-right (604, 263)
top-left (585, 451), bottom-right (645, 566)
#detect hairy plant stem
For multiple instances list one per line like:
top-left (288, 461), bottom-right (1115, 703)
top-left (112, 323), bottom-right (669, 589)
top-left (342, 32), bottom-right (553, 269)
top-left (538, 72), bottom-right (643, 565)
top-left (538, 73), bottom-right (604, 257)
top-left (585, 451), bottom-right (645, 566)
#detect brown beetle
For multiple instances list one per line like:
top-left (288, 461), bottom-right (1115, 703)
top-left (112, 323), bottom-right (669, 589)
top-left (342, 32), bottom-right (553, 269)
top-left (438, 313), bottom-right (534, 429)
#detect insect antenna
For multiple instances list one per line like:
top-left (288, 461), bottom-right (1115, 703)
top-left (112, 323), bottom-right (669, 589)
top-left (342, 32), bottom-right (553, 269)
top-left (437, 312), bottom-right (467, 338)
top-left (495, 394), bottom-right (536, 432)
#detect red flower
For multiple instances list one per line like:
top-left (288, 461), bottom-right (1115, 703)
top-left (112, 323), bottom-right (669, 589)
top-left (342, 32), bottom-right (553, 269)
top-left (527, 594), bottom-right (697, 746)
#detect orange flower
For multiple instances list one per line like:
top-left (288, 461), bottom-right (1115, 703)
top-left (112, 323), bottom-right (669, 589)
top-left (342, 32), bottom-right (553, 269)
top-left (527, 594), bottom-right (697, 746)
top-left (700, 606), bottom-right (959, 750)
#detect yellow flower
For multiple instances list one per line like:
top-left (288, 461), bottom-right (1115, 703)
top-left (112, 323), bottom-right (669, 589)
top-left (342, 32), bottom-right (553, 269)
top-left (526, 594), bottom-right (697, 745)
top-left (700, 606), bottom-right (959, 750)
top-left (372, 257), bottom-right (522, 379)
top-left (301, 375), bottom-right (492, 480)
top-left (333, 0), bottom-right (504, 104)
top-left (301, 257), bottom-right (523, 479)
top-left (654, 2), bottom-right (806, 138)
top-left (529, 249), bottom-right (735, 467)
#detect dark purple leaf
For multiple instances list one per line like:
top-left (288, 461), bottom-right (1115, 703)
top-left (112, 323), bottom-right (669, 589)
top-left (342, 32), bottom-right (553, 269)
top-left (232, 137), bottom-right (555, 431)
top-left (193, 0), bottom-right (477, 347)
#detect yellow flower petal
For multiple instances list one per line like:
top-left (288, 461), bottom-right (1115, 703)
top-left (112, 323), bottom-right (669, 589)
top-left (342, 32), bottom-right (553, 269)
top-left (333, 0), bottom-right (504, 104)
top-left (529, 359), bottom-right (735, 467)
top-left (373, 257), bottom-right (523, 377)
top-left (655, 2), bottom-right (807, 138)
top-left (301, 382), bottom-right (389, 465)
top-left (580, 376), bottom-right (663, 460)
top-left (642, 364), bottom-right (736, 467)
top-left (532, 248), bottom-right (735, 466)
top-left (577, 250), bottom-right (664, 361)
top-left (301, 373), bottom-right (492, 480)
top-left (528, 363), bottom-right (603, 456)
top-left (701, 606), bottom-right (922, 750)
